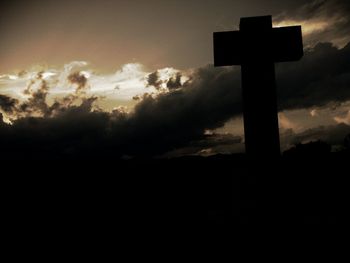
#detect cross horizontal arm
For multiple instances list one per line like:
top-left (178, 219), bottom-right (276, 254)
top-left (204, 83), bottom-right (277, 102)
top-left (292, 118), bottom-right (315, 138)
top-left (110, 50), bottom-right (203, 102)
top-left (213, 26), bottom-right (303, 66)
top-left (213, 31), bottom-right (241, 66)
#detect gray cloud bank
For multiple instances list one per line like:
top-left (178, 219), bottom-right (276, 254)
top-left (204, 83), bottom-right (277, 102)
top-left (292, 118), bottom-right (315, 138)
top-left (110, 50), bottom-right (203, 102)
top-left (1, 42), bottom-right (350, 159)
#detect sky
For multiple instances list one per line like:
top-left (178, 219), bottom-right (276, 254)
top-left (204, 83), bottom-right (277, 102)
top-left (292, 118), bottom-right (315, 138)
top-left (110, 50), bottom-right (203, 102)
top-left (0, 0), bottom-right (339, 72)
top-left (0, 0), bottom-right (350, 159)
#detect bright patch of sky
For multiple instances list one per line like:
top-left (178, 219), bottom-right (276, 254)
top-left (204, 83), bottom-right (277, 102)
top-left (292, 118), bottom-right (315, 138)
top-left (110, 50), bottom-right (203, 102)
top-left (0, 61), bottom-right (182, 111)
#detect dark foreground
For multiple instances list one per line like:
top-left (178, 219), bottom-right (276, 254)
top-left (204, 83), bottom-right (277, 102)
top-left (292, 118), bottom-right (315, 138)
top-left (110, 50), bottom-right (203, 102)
top-left (3, 152), bottom-right (349, 232)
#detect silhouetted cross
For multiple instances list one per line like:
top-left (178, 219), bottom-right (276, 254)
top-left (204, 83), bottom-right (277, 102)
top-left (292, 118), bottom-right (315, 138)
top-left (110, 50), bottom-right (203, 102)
top-left (214, 15), bottom-right (303, 157)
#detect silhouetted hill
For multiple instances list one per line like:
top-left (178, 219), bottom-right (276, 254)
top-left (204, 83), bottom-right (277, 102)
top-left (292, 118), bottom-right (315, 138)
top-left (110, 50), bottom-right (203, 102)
top-left (3, 139), bottom-right (349, 233)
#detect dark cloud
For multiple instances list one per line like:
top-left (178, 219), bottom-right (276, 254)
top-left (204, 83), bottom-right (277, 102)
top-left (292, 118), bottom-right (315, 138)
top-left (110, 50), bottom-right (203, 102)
top-left (281, 123), bottom-right (350, 153)
top-left (276, 42), bottom-right (350, 109)
top-left (147, 71), bottom-right (162, 89)
top-left (167, 73), bottom-right (182, 90)
top-left (163, 133), bottom-right (244, 158)
top-left (67, 71), bottom-right (88, 94)
top-left (275, 0), bottom-right (350, 46)
top-left (0, 95), bottom-right (18, 114)
top-left (279, 0), bottom-right (350, 20)
top-left (1, 42), bottom-right (350, 159)
top-left (22, 79), bottom-right (50, 116)
top-left (1, 70), bottom-right (93, 122)
top-left (0, 74), bottom-right (52, 118)
top-left (292, 123), bottom-right (350, 146)
top-left (147, 70), bottom-right (182, 90)
top-left (0, 65), bottom-right (242, 159)
top-left (0, 98), bottom-right (106, 159)
top-left (132, 95), bottom-right (142, 101)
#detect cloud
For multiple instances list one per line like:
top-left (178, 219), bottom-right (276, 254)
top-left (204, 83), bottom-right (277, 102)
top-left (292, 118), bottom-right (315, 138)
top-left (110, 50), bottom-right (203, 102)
top-left (146, 67), bottom-right (184, 90)
top-left (281, 123), bottom-right (350, 150)
top-left (310, 109), bottom-right (318, 117)
top-left (274, 0), bottom-right (350, 47)
top-left (0, 62), bottom-right (180, 113)
top-left (1, 41), bottom-right (350, 159)
top-left (334, 110), bottom-right (350, 125)
top-left (0, 72), bottom-right (52, 120)
top-left (0, 68), bottom-right (96, 122)
top-left (67, 71), bottom-right (88, 95)
top-left (276, 42), bottom-right (350, 109)
top-left (167, 73), bottom-right (182, 90)
top-left (163, 133), bottom-right (244, 158)
top-left (147, 71), bottom-right (162, 89)
top-left (21, 73), bottom-right (51, 116)
top-left (0, 64), bottom-right (243, 159)
top-left (279, 112), bottom-right (298, 131)
top-left (0, 95), bottom-right (18, 114)
top-left (0, 98), bottom-right (105, 159)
